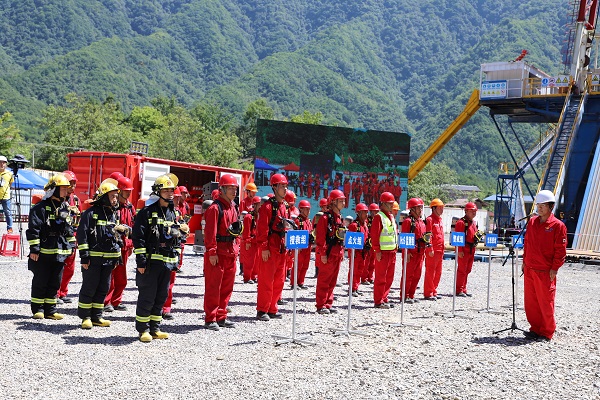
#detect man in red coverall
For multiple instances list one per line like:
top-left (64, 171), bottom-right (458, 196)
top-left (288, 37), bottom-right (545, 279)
top-left (361, 203), bottom-right (380, 284)
top-left (241, 182), bottom-right (258, 214)
top-left (290, 200), bottom-right (313, 289)
top-left (56, 170), bottom-right (81, 303)
top-left (371, 192), bottom-right (398, 308)
top-left (241, 196), bottom-right (261, 284)
top-left (347, 203), bottom-right (369, 296)
top-left (104, 176), bottom-right (136, 312)
top-left (400, 197), bottom-right (426, 303)
top-left (202, 174), bottom-right (241, 331)
top-left (424, 198), bottom-right (444, 300)
top-left (455, 202), bottom-right (479, 297)
top-left (315, 189), bottom-right (346, 314)
top-left (522, 190), bottom-right (567, 341)
top-left (255, 173), bottom-right (290, 321)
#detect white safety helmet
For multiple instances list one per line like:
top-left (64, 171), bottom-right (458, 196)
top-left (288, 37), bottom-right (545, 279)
top-left (535, 190), bottom-right (555, 204)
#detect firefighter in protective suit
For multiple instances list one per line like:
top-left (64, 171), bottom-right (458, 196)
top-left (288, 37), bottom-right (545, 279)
top-left (133, 174), bottom-right (183, 342)
top-left (57, 170), bottom-right (81, 303)
top-left (26, 174), bottom-right (75, 320)
top-left (76, 178), bottom-right (123, 329)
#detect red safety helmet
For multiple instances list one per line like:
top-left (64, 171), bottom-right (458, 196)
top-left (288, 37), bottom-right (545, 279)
top-left (407, 197), bottom-right (424, 209)
top-left (380, 191), bottom-right (395, 203)
top-left (355, 203), bottom-right (368, 212)
top-left (136, 198), bottom-right (147, 210)
top-left (298, 200), bottom-right (311, 208)
top-left (117, 176), bottom-right (134, 191)
top-left (270, 173), bottom-right (288, 186)
top-left (328, 189), bottom-right (346, 202)
top-left (174, 187), bottom-right (182, 197)
top-left (368, 203), bottom-right (380, 211)
top-left (211, 189), bottom-right (220, 200)
top-left (318, 198), bottom-right (329, 207)
top-left (178, 186), bottom-right (189, 194)
top-left (285, 189), bottom-right (296, 203)
top-left (219, 174), bottom-right (237, 187)
top-left (62, 170), bottom-right (77, 183)
top-left (252, 195), bottom-right (262, 204)
top-left (109, 172), bottom-right (124, 181)
top-left (267, 193), bottom-right (274, 198)
top-left (465, 202), bottom-right (478, 211)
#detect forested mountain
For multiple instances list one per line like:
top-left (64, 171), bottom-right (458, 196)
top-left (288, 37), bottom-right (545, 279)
top-left (0, 0), bottom-right (569, 190)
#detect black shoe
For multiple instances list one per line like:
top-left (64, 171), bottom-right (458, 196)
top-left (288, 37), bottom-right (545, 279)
top-left (374, 303), bottom-right (390, 309)
top-left (436, 294), bottom-right (442, 299)
top-left (317, 308), bottom-right (330, 315)
top-left (267, 312), bottom-right (282, 319)
top-left (352, 291), bottom-right (360, 297)
top-left (335, 283), bottom-right (342, 287)
top-left (465, 293), bottom-right (473, 297)
top-left (204, 321), bottom-right (220, 331)
top-left (298, 284), bottom-right (308, 290)
top-left (217, 319), bottom-right (235, 328)
top-left (424, 297), bottom-right (437, 301)
top-left (523, 330), bottom-right (538, 339)
top-left (385, 302), bottom-right (395, 308)
top-left (171, 299), bottom-right (177, 305)
top-left (104, 304), bottom-right (114, 312)
top-left (328, 308), bottom-right (339, 314)
top-left (404, 298), bottom-right (414, 304)
top-left (60, 297), bottom-right (73, 303)
top-left (162, 312), bottom-right (174, 320)
top-left (277, 299), bottom-right (288, 305)
top-left (456, 292), bottom-right (467, 297)
top-left (412, 298), bottom-right (420, 303)
top-left (114, 304), bottom-right (127, 311)
top-left (176, 269), bottom-right (184, 274)
top-left (244, 280), bottom-right (255, 284)
top-left (256, 311), bottom-right (270, 321)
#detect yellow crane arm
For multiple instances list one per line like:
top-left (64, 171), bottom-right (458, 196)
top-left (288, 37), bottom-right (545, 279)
top-left (408, 89), bottom-right (481, 182)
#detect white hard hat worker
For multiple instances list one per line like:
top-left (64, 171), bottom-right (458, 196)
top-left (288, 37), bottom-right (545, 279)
top-left (535, 190), bottom-right (555, 206)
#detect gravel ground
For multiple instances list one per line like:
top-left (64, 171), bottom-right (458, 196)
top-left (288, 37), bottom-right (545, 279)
top-left (0, 243), bottom-right (599, 400)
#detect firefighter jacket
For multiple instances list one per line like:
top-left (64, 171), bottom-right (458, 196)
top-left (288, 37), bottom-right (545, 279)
top-left (26, 198), bottom-right (75, 262)
top-left (316, 211), bottom-right (344, 258)
top-left (204, 197), bottom-right (240, 258)
top-left (77, 204), bottom-right (122, 266)
top-left (523, 214), bottom-right (567, 272)
top-left (370, 211), bottom-right (398, 252)
top-left (132, 201), bottom-right (182, 270)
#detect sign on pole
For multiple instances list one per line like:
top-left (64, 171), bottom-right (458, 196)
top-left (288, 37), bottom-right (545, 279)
top-left (398, 233), bottom-right (416, 249)
top-left (485, 234), bottom-right (498, 248)
top-left (512, 234), bottom-right (524, 249)
top-left (450, 232), bottom-right (465, 247)
top-left (285, 230), bottom-right (309, 249)
top-left (344, 231), bottom-right (364, 249)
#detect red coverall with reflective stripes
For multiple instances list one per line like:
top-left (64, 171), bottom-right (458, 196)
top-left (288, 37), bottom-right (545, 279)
top-left (454, 217), bottom-right (478, 295)
top-left (255, 200), bottom-right (288, 314)
top-left (371, 211), bottom-right (397, 305)
top-left (424, 213), bottom-right (444, 298)
top-left (523, 214), bottom-right (567, 339)
top-left (203, 198), bottom-right (239, 323)
top-left (401, 216), bottom-right (426, 299)
top-left (315, 212), bottom-right (343, 310)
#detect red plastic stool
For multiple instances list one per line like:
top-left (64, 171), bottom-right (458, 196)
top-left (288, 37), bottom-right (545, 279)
top-left (0, 234), bottom-right (20, 257)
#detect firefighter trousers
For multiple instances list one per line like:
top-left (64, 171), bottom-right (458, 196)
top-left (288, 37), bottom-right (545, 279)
top-left (78, 260), bottom-right (114, 321)
top-left (29, 256), bottom-right (64, 316)
top-left (135, 261), bottom-right (172, 333)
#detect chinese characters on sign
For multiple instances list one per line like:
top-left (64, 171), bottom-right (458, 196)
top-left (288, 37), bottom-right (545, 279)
top-left (485, 234), bottom-right (498, 248)
top-left (344, 231), bottom-right (364, 249)
top-left (398, 233), bottom-right (416, 249)
top-left (451, 232), bottom-right (465, 247)
top-left (285, 230), bottom-right (309, 249)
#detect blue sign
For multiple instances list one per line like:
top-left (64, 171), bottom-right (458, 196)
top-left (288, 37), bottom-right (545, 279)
top-left (398, 233), bottom-right (416, 249)
top-left (512, 234), bottom-right (524, 249)
top-left (344, 231), bottom-right (364, 249)
top-left (480, 80), bottom-right (508, 99)
top-left (485, 234), bottom-right (498, 248)
top-left (451, 232), bottom-right (466, 247)
top-left (285, 230), bottom-right (309, 249)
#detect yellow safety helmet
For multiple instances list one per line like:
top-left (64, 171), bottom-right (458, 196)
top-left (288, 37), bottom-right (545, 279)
top-left (392, 201), bottom-right (400, 211)
top-left (430, 198), bottom-right (445, 208)
top-left (44, 173), bottom-right (71, 191)
top-left (245, 182), bottom-right (258, 192)
top-left (97, 178), bottom-right (119, 196)
top-left (152, 173), bottom-right (179, 193)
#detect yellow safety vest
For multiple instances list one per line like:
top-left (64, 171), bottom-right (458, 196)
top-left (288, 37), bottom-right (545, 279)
top-left (378, 211), bottom-right (397, 250)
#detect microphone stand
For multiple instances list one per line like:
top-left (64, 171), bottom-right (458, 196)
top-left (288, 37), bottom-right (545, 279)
top-left (493, 225), bottom-right (527, 335)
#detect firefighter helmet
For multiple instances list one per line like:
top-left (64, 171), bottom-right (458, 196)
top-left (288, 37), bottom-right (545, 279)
top-left (219, 174), bottom-right (237, 187)
top-left (380, 192), bottom-right (395, 203)
top-left (298, 200), bottom-right (311, 208)
top-left (270, 173), bottom-right (288, 186)
top-left (44, 174), bottom-right (71, 191)
top-left (464, 202), bottom-right (478, 211)
top-left (368, 203), bottom-right (380, 212)
top-left (152, 173), bottom-right (178, 192)
top-left (430, 198), bottom-right (444, 208)
top-left (407, 197), bottom-right (424, 209)
top-left (97, 178), bottom-right (119, 196)
top-left (245, 182), bottom-right (258, 192)
top-left (328, 189), bottom-right (345, 202)
top-left (62, 170), bottom-right (77, 183)
top-left (355, 203), bottom-right (368, 212)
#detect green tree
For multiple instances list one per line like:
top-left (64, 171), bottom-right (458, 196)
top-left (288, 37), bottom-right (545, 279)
top-left (409, 162), bottom-right (458, 202)
top-left (0, 101), bottom-right (21, 156)
top-left (236, 99), bottom-right (275, 160)
top-left (38, 93), bottom-right (138, 170)
top-left (128, 106), bottom-right (166, 135)
top-left (289, 111), bottom-right (323, 125)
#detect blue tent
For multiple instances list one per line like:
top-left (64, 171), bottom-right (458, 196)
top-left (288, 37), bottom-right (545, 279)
top-left (254, 159), bottom-right (278, 171)
top-left (10, 169), bottom-right (47, 190)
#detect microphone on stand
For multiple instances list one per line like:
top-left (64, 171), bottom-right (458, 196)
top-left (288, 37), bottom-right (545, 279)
top-left (518, 212), bottom-right (537, 222)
